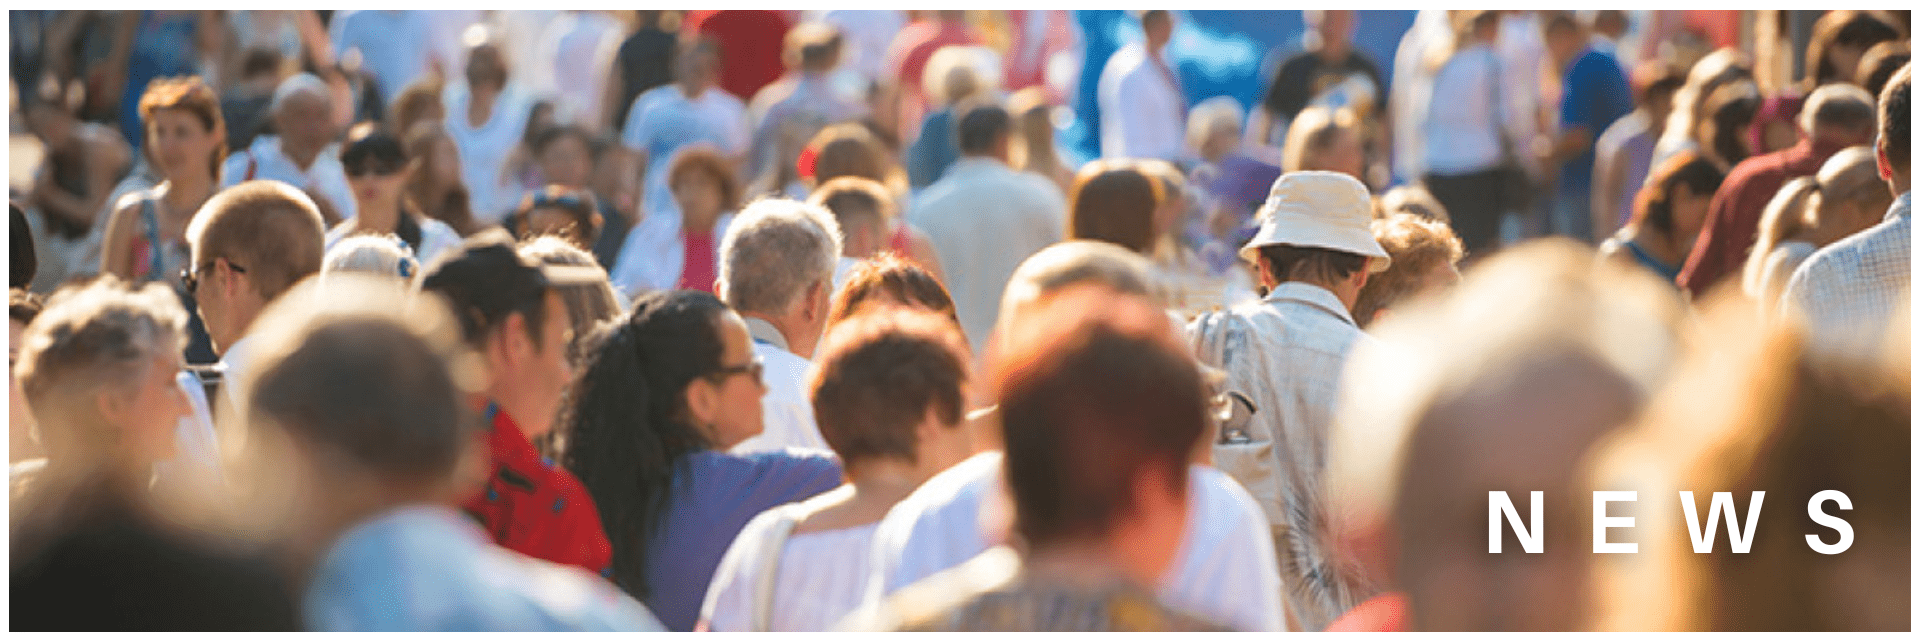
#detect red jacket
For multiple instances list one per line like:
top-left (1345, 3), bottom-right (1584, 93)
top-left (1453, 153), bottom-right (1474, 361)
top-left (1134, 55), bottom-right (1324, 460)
top-left (1676, 138), bottom-right (1847, 298)
top-left (461, 405), bottom-right (612, 576)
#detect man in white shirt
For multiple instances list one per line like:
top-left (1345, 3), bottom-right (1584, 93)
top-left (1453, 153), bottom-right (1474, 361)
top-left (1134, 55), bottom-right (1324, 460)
top-left (717, 199), bottom-right (844, 455)
top-left (906, 102), bottom-right (1066, 356)
top-left (1781, 65), bottom-right (1911, 362)
top-left (620, 37), bottom-right (750, 228)
top-left (223, 74), bottom-right (356, 221)
top-left (326, 10), bottom-right (433, 103)
top-left (1187, 171), bottom-right (1390, 631)
top-left (1097, 10), bottom-right (1186, 160)
top-left (444, 39), bottom-right (534, 225)
top-left (860, 241), bottom-right (1285, 632)
top-left (184, 181), bottom-right (327, 416)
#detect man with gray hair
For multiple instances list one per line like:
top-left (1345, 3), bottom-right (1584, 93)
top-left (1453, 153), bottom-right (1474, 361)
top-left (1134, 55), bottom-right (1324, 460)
top-left (221, 73), bottom-right (355, 221)
top-left (1677, 82), bottom-right (1878, 296)
top-left (718, 197), bottom-right (843, 454)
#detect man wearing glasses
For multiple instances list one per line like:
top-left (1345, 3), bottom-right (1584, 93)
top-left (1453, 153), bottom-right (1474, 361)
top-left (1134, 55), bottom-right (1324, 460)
top-left (183, 180), bottom-right (329, 413)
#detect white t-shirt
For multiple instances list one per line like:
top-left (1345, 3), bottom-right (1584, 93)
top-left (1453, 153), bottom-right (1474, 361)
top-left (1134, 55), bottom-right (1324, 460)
top-left (443, 82), bottom-right (533, 225)
top-left (1096, 43), bottom-right (1187, 160)
top-left (864, 453), bottom-right (1286, 631)
top-left (619, 85), bottom-right (750, 225)
top-left (703, 515), bottom-right (880, 632)
top-left (221, 136), bottom-right (358, 221)
top-left (323, 217), bottom-right (464, 269)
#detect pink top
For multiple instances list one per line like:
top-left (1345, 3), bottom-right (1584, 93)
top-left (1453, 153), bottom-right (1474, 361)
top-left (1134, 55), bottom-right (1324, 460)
top-left (677, 230), bottom-right (718, 293)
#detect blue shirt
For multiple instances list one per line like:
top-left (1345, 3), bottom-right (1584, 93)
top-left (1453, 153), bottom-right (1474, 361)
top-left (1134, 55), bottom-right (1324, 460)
top-left (638, 449), bottom-right (841, 631)
top-left (304, 505), bottom-right (663, 631)
top-left (1557, 46), bottom-right (1633, 196)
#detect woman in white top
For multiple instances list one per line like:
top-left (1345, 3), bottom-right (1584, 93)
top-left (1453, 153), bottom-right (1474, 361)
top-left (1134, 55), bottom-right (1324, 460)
top-left (701, 306), bottom-right (975, 632)
top-left (1419, 10), bottom-right (1516, 256)
top-left (323, 125), bottom-right (462, 268)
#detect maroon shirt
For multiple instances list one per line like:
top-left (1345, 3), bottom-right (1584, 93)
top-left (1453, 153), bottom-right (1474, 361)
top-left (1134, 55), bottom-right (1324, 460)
top-left (684, 11), bottom-right (792, 105)
top-left (1675, 138), bottom-right (1848, 297)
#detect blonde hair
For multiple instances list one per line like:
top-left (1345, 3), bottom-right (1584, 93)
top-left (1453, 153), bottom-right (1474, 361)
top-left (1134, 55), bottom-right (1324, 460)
top-left (1282, 105), bottom-right (1362, 173)
top-left (322, 234), bottom-right (420, 285)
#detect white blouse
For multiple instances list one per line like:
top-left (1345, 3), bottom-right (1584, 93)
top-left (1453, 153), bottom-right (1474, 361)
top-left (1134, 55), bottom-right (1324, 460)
top-left (704, 516), bottom-right (879, 632)
top-left (1422, 45), bottom-right (1511, 176)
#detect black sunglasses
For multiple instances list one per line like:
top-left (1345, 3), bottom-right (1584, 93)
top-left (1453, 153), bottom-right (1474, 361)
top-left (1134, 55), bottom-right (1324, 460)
top-left (181, 260), bottom-right (246, 296)
top-left (706, 357), bottom-right (764, 385)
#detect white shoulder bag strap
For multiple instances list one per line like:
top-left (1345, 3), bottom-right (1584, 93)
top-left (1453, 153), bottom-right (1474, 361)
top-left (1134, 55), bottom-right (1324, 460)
top-left (750, 502), bottom-right (813, 631)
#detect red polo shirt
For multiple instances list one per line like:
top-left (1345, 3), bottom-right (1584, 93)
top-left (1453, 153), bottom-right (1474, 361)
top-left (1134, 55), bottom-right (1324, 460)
top-left (1676, 138), bottom-right (1847, 298)
top-left (461, 405), bottom-right (612, 576)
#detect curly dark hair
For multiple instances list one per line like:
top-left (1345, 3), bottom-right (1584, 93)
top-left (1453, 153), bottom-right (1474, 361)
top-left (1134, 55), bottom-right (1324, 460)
top-left (556, 289), bottom-right (729, 599)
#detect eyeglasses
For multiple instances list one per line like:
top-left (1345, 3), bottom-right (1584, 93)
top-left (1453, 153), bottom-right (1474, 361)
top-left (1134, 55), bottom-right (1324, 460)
top-left (706, 357), bottom-right (764, 385)
top-left (181, 260), bottom-right (246, 296)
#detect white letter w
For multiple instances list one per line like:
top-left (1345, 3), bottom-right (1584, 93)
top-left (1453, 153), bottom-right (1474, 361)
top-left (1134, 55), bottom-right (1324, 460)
top-left (1680, 491), bottom-right (1764, 553)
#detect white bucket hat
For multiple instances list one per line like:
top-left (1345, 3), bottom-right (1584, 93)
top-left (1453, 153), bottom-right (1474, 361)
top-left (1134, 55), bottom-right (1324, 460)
top-left (1239, 171), bottom-right (1390, 272)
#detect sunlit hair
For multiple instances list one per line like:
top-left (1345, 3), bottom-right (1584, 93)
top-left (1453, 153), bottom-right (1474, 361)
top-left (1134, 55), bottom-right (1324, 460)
top-left (12, 276), bottom-right (187, 463)
top-left (1627, 151), bottom-right (1724, 237)
top-left (402, 121), bottom-right (479, 236)
top-left (1353, 213), bottom-right (1463, 327)
top-left (1740, 177), bottom-right (1817, 299)
top-left (717, 198), bottom-right (844, 316)
top-left (805, 123), bottom-right (905, 190)
top-left (1662, 48), bottom-right (1753, 158)
top-left (1009, 87), bottom-right (1064, 174)
top-left (518, 235), bottom-right (620, 364)
top-left (995, 241), bottom-right (1157, 340)
top-left (1067, 160), bottom-right (1162, 254)
top-left (1186, 96), bottom-right (1244, 155)
top-left (828, 253), bottom-right (958, 329)
top-left (1326, 240), bottom-right (1685, 623)
top-left (808, 309), bottom-right (969, 467)
top-left (223, 275), bottom-right (479, 541)
top-left (1585, 300), bottom-right (1908, 631)
top-left (1374, 184), bottom-right (1452, 224)
top-left (186, 180), bottom-right (327, 304)
top-left (990, 287), bottom-right (1201, 548)
top-left (1803, 10), bottom-right (1899, 90)
top-left (322, 233), bottom-right (419, 285)
top-left (138, 75), bottom-right (227, 178)
top-left (667, 145), bottom-right (743, 215)
top-left (1282, 105), bottom-right (1362, 174)
top-left (808, 176), bottom-right (896, 246)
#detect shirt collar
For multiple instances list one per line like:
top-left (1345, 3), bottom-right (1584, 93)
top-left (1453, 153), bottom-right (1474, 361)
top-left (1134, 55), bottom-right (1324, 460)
top-left (1887, 191), bottom-right (1911, 223)
top-left (1263, 281), bottom-right (1359, 328)
top-left (743, 316), bottom-right (789, 351)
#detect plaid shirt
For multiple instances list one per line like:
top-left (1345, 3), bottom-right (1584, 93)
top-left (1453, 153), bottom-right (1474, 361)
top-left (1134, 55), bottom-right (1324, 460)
top-left (1188, 282), bottom-right (1375, 631)
top-left (1781, 192), bottom-right (1911, 359)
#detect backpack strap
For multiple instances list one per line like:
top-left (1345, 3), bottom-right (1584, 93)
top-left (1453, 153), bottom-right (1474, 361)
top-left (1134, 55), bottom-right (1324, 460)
top-left (139, 196), bottom-right (164, 280)
top-left (749, 502), bottom-right (813, 631)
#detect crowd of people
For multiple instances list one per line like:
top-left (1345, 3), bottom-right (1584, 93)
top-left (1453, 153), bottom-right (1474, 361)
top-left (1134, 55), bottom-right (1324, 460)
top-left (6, 9), bottom-right (1911, 632)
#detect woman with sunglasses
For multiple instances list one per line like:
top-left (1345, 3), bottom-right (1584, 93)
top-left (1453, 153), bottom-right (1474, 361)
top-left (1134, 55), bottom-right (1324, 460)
top-left (559, 290), bottom-right (841, 631)
top-left (324, 124), bottom-right (463, 267)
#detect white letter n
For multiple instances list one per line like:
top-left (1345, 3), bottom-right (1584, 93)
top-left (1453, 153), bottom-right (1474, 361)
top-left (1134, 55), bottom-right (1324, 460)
top-left (1489, 491), bottom-right (1543, 553)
